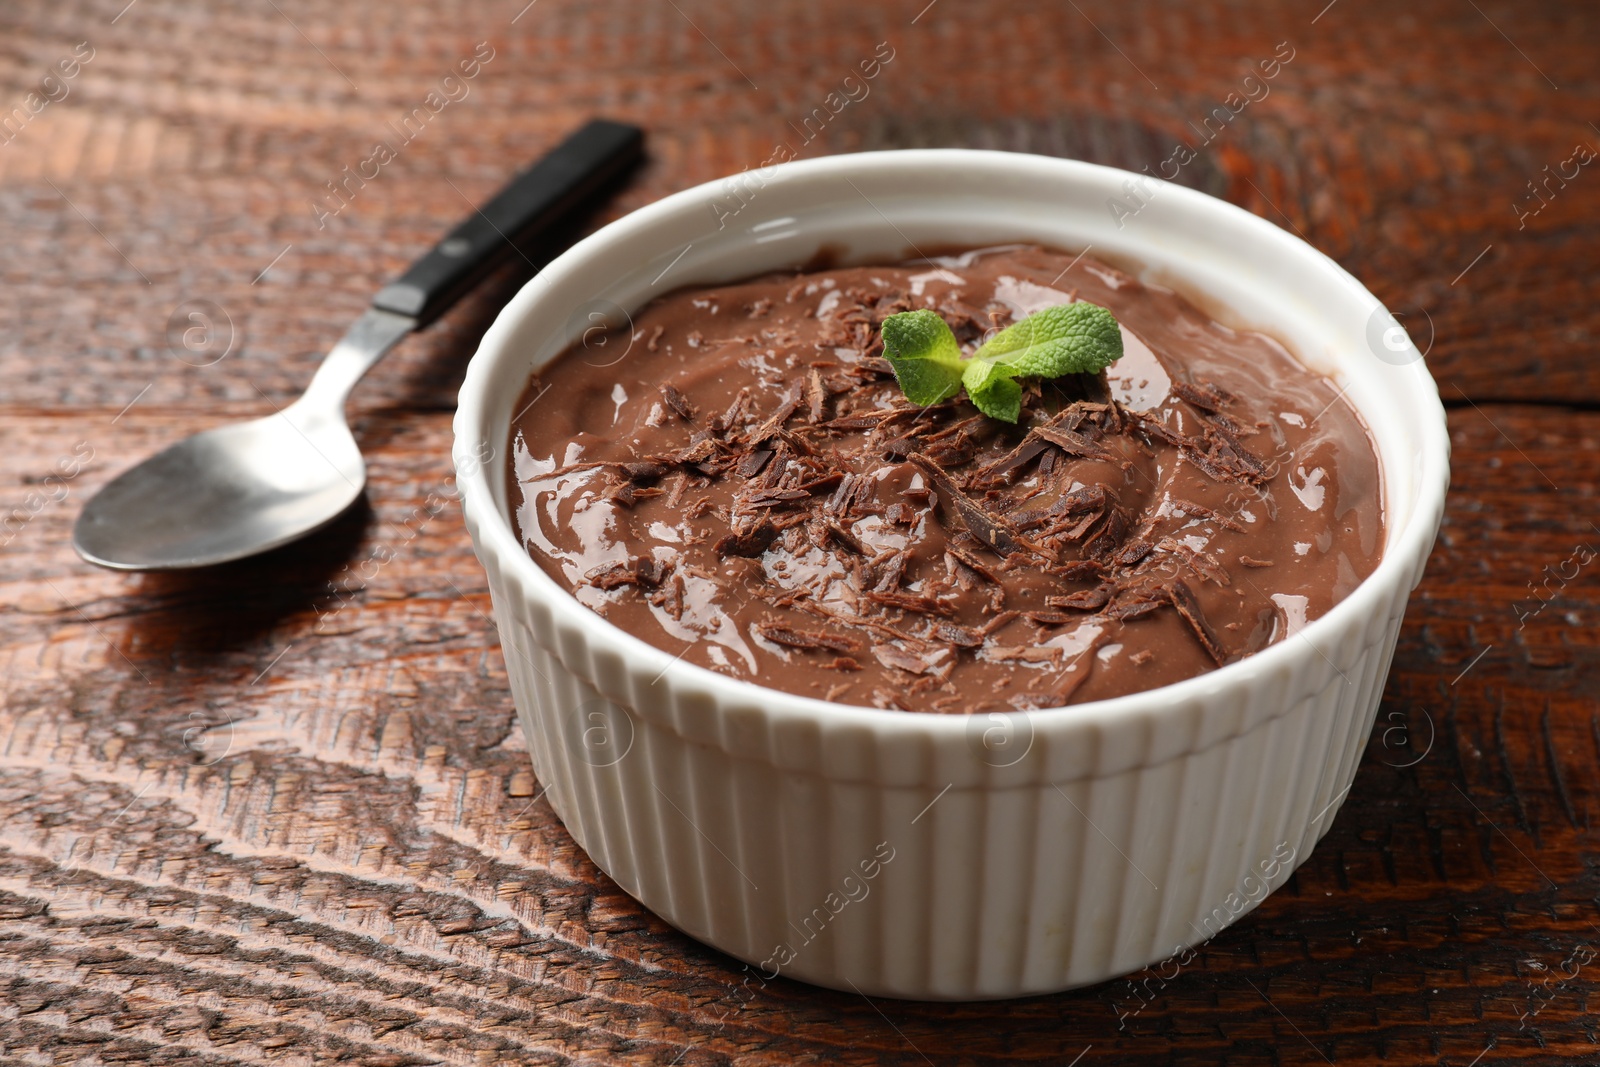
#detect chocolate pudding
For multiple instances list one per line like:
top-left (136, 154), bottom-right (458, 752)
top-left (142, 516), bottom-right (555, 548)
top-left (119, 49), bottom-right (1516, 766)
top-left (506, 246), bottom-right (1384, 712)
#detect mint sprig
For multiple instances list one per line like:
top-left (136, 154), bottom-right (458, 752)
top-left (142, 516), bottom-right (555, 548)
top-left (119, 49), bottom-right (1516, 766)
top-left (879, 302), bottom-right (1125, 423)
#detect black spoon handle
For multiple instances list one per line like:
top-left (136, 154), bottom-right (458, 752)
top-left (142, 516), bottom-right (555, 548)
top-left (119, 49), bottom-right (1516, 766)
top-left (372, 119), bottom-right (644, 326)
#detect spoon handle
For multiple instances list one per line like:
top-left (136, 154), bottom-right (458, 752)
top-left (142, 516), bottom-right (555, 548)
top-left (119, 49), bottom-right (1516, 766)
top-left (372, 119), bottom-right (644, 326)
top-left (300, 121), bottom-right (644, 411)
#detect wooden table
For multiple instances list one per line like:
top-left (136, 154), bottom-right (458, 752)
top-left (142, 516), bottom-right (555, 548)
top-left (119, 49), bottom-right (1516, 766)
top-left (2, 0), bottom-right (1596, 1062)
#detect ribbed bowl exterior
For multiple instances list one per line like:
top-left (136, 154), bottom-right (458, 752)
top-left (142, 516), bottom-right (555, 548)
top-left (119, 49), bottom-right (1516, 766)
top-left (467, 508), bottom-right (1423, 999)
top-left (454, 150), bottom-right (1450, 999)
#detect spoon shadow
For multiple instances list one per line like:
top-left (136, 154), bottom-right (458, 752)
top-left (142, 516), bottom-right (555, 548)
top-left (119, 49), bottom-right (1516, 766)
top-left (114, 494), bottom-right (373, 665)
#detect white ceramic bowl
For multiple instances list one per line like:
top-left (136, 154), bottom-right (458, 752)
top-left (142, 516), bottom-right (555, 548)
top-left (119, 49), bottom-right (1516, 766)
top-left (454, 150), bottom-right (1449, 1000)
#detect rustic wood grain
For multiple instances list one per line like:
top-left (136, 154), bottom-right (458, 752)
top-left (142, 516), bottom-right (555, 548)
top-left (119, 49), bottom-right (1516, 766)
top-left (3, 0), bottom-right (1599, 1063)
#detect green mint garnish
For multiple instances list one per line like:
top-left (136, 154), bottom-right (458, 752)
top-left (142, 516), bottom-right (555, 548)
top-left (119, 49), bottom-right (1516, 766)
top-left (879, 309), bottom-right (965, 406)
top-left (879, 302), bottom-right (1125, 423)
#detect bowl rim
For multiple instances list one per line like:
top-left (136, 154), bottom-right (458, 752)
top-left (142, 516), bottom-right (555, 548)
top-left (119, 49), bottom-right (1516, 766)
top-left (454, 148), bottom-right (1449, 736)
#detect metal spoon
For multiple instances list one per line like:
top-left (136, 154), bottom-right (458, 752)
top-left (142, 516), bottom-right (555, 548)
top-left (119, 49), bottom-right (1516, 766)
top-left (74, 120), bottom-right (643, 571)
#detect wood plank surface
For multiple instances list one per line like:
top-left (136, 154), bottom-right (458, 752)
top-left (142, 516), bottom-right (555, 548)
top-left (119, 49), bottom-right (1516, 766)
top-left (2, 0), bottom-right (1598, 1063)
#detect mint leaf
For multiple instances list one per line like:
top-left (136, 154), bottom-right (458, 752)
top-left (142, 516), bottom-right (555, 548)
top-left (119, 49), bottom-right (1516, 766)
top-left (961, 358), bottom-right (1023, 423)
top-left (880, 309), bottom-right (964, 406)
top-left (878, 301), bottom-right (1126, 424)
top-left (973, 302), bottom-right (1124, 378)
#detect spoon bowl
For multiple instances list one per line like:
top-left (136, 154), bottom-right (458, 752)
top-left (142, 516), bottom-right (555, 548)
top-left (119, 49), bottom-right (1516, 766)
top-left (73, 400), bottom-right (365, 571)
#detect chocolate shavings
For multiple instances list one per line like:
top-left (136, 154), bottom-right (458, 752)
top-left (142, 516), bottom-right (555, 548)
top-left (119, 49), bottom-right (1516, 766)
top-left (586, 558), bottom-right (667, 590)
top-left (1169, 578), bottom-right (1230, 665)
top-left (660, 383), bottom-right (696, 421)
top-left (756, 622), bottom-right (860, 654)
top-left (714, 521), bottom-right (779, 557)
top-left (909, 453), bottom-right (1036, 559)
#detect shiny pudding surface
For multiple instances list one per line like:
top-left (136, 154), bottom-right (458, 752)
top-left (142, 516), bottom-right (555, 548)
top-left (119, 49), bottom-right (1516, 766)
top-left (507, 247), bottom-right (1383, 712)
